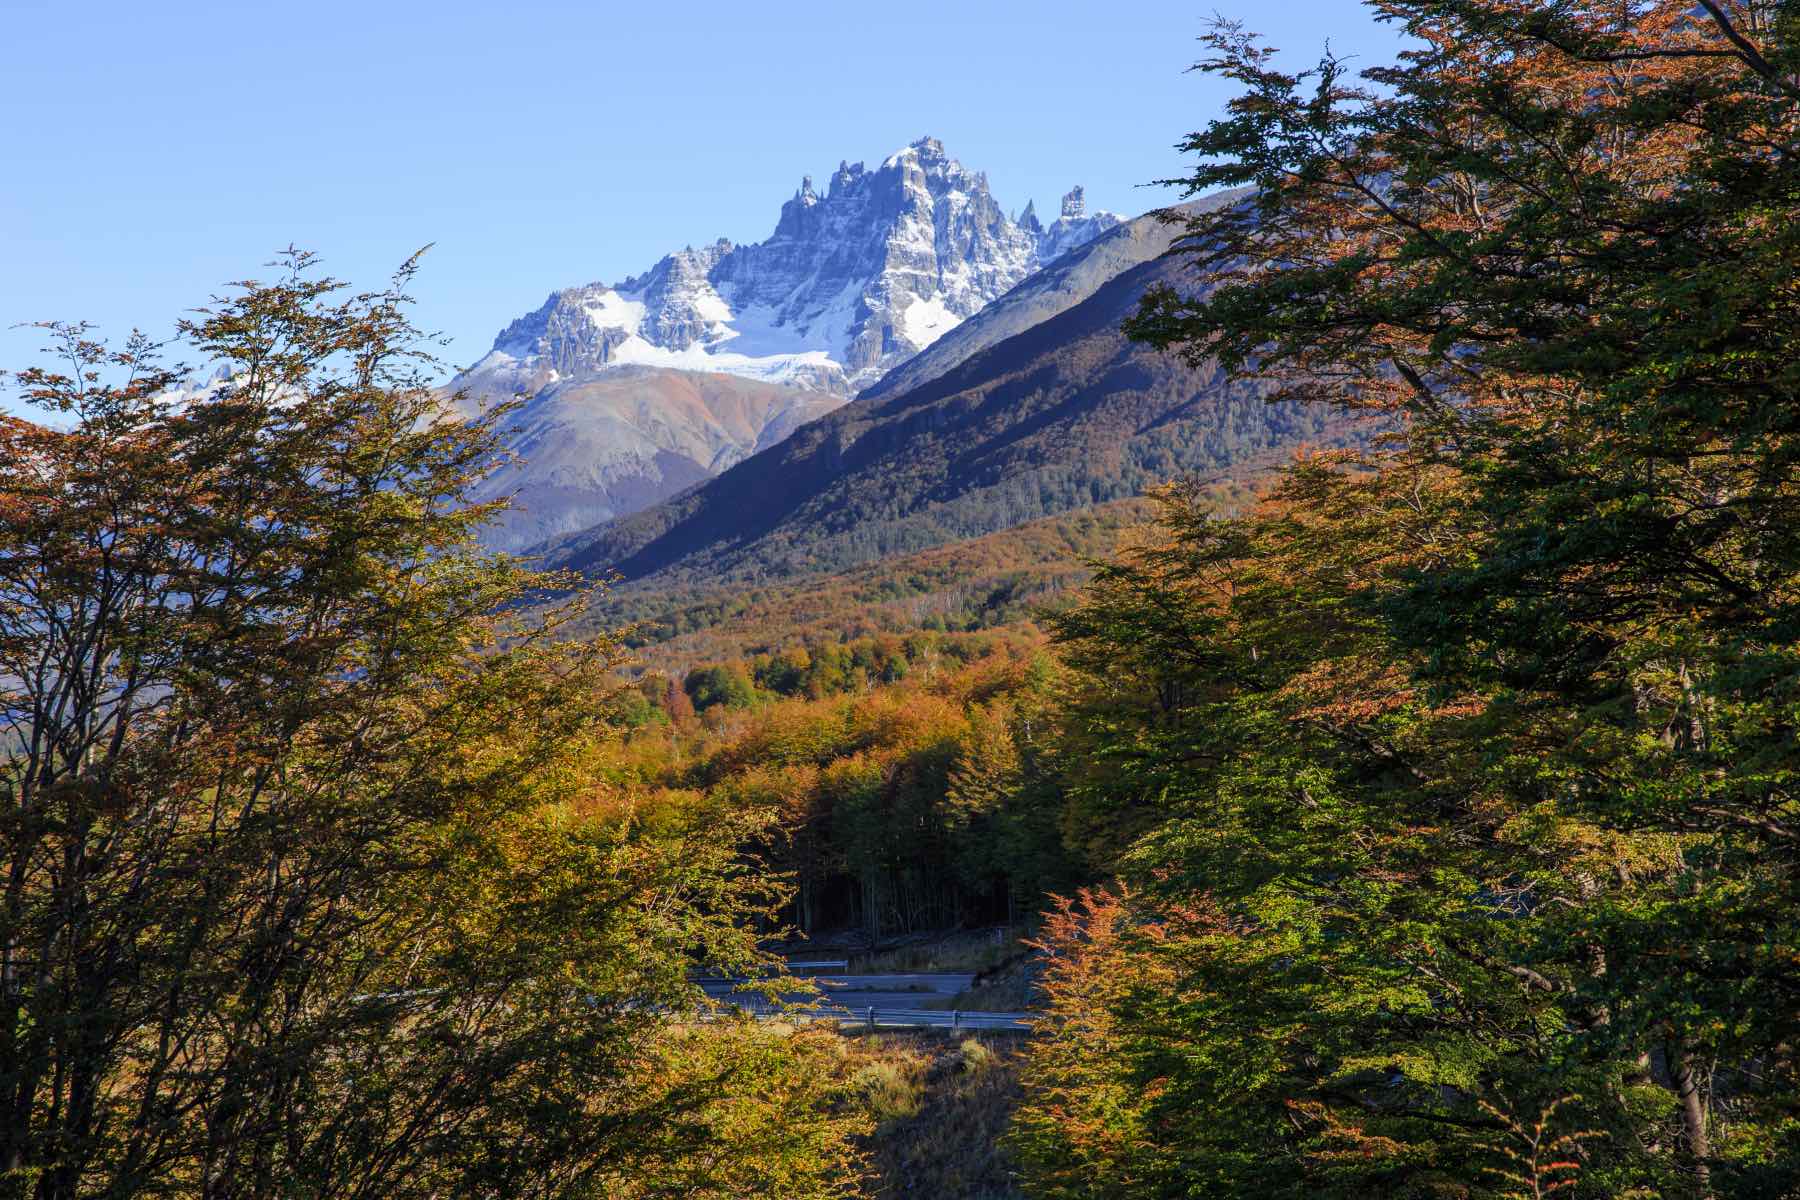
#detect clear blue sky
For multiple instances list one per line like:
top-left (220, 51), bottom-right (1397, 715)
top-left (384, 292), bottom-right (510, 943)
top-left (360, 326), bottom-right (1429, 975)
top-left (2, 0), bottom-right (1406, 412)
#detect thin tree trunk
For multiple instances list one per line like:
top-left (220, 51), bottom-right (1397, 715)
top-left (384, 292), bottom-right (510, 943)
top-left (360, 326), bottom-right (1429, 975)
top-left (1670, 1041), bottom-right (1711, 1197)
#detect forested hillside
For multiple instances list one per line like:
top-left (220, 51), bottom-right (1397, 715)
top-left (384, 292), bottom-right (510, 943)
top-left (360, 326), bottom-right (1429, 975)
top-left (590, 498), bottom-right (1159, 661)
top-left (560, 484), bottom-right (1251, 663)
top-left (587, 2), bottom-right (1800, 1195)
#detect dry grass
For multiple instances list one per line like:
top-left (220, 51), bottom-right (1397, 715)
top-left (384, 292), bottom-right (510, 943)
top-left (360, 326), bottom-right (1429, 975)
top-left (853, 1058), bottom-right (925, 1123)
top-left (845, 1032), bottom-right (1026, 1199)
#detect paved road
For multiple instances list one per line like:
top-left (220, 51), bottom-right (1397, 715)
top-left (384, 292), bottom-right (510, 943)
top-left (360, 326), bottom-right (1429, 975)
top-left (699, 970), bottom-right (1032, 1031)
top-left (700, 971), bottom-right (974, 1010)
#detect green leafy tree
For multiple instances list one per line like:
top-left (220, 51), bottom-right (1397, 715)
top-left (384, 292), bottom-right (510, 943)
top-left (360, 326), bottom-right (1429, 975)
top-left (684, 664), bottom-right (759, 712)
top-left (945, 702), bottom-right (1024, 906)
top-left (1019, 4), bottom-right (1800, 1194)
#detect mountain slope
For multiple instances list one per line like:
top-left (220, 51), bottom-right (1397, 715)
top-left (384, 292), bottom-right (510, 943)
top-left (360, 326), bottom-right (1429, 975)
top-left (860, 190), bottom-right (1249, 404)
top-left (546, 223), bottom-right (1362, 586)
top-left (456, 368), bottom-right (838, 553)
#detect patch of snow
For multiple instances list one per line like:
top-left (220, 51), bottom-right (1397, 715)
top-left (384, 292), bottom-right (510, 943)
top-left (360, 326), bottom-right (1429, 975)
top-left (582, 289), bottom-right (646, 335)
top-left (690, 286), bottom-right (733, 326)
top-left (897, 294), bottom-right (960, 349)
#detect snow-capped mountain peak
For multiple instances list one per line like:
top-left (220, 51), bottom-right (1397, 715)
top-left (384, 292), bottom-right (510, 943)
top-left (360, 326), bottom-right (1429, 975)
top-left (459, 137), bottom-right (1124, 397)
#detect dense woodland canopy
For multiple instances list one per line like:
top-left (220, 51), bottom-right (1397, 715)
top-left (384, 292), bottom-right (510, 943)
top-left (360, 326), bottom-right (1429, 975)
top-left (5, 0), bottom-right (1800, 1197)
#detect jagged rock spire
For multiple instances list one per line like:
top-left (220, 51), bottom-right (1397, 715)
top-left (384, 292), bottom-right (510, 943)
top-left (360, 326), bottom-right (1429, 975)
top-left (467, 138), bottom-right (1125, 399)
top-left (910, 135), bottom-right (946, 161)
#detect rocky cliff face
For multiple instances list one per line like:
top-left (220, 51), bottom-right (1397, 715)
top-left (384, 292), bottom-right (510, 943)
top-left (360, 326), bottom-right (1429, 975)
top-left (456, 137), bottom-right (1123, 398)
top-left (1022, 186), bottom-right (1126, 266)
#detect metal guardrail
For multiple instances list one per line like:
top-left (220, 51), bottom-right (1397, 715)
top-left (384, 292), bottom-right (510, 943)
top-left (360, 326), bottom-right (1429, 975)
top-left (854, 1007), bottom-right (1031, 1031)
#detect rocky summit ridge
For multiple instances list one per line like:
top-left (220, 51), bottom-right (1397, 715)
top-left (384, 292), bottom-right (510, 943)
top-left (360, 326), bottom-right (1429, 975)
top-left (456, 137), bottom-right (1124, 398)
